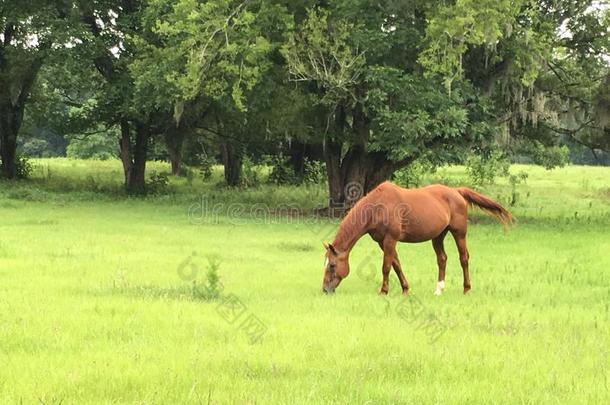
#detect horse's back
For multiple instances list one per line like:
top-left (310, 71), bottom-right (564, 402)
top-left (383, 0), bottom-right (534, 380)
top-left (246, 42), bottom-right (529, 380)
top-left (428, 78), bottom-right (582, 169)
top-left (366, 182), bottom-right (462, 242)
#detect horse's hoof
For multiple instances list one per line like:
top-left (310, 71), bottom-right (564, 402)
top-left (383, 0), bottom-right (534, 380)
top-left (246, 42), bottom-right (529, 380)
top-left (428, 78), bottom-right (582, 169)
top-left (463, 287), bottom-right (471, 295)
top-left (379, 289), bottom-right (389, 295)
top-left (434, 281), bottom-right (445, 296)
top-left (401, 289), bottom-right (409, 296)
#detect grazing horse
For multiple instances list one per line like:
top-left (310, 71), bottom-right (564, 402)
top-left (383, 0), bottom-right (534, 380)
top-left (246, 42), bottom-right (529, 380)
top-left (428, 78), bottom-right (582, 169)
top-left (322, 182), bottom-right (513, 295)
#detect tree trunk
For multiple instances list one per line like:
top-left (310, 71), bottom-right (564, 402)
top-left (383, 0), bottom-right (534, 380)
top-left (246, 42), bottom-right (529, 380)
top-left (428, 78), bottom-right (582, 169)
top-left (0, 55), bottom-right (43, 179)
top-left (324, 138), bottom-right (343, 208)
top-left (288, 141), bottom-right (324, 180)
top-left (0, 112), bottom-right (19, 179)
top-left (221, 141), bottom-right (242, 187)
top-left (119, 120), bottom-right (150, 194)
top-left (130, 122), bottom-right (149, 194)
top-left (168, 147), bottom-right (182, 176)
top-left (288, 141), bottom-right (305, 178)
top-left (325, 150), bottom-right (396, 215)
top-left (322, 100), bottom-right (416, 215)
top-left (119, 120), bottom-right (133, 185)
top-left (165, 124), bottom-right (185, 176)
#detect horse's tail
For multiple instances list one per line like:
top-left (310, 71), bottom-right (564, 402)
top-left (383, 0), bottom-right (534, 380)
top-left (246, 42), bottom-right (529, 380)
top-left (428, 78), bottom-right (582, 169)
top-left (457, 187), bottom-right (514, 229)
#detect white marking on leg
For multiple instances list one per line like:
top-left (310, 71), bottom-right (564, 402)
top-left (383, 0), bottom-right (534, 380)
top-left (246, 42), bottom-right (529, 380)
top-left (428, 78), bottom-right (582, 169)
top-left (434, 280), bottom-right (445, 296)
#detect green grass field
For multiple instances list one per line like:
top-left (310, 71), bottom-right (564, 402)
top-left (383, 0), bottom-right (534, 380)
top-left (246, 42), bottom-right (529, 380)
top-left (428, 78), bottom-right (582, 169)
top-left (1, 159), bottom-right (609, 404)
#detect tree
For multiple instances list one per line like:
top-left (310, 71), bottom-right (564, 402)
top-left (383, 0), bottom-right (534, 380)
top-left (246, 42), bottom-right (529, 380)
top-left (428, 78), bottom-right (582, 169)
top-left (76, 0), bottom-right (159, 194)
top-left (131, 0), bottom-right (289, 185)
top-left (421, 0), bottom-right (610, 164)
top-left (0, 0), bottom-right (83, 178)
top-left (282, 4), bottom-right (494, 209)
top-left (282, 1), bottom-right (609, 209)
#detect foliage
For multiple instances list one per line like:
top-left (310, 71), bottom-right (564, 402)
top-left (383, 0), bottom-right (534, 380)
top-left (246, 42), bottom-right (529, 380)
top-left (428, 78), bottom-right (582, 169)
top-left (66, 130), bottom-right (119, 161)
top-left (518, 141), bottom-right (570, 169)
top-left (365, 67), bottom-right (495, 162)
top-left (267, 154), bottom-right (298, 185)
top-left (422, 0), bottom-right (610, 160)
top-left (240, 156), bottom-right (261, 188)
top-left (281, 7), bottom-right (365, 106)
top-left (2, 0), bottom-right (608, 197)
top-left (302, 158), bottom-right (326, 185)
top-left (192, 256), bottom-right (223, 301)
top-left (508, 170), bottom-right (529, 207)
top-left (132, 0), bottom-right (282, 111)
top-left (393, 161), bottom-right (436, 188)
top-left (21, 138), bottom-right (50, 158)
top-left (419, 0), bottom-right (523, 92)
top-left (146, 171), bottom-right (171, 195)
top-left (14, 155), bottom-right (34, 179)
top-left (466, 151), bottom-right (510, 186)
top-left (199, 155), bottom-right (215, 182)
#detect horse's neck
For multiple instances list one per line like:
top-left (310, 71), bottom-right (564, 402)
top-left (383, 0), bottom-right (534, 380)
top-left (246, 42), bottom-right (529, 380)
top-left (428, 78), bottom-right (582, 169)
top-left (332, 204), bottom-right (369, 253)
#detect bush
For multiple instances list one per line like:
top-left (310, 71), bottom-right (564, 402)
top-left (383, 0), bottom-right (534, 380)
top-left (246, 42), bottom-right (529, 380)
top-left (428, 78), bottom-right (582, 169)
top-left (146, 171), bottom-right (170, 195)
top-left (393, 161), bottom-right (434, 188)
top-left (267, 153), bottom-right (298, 185)
top-left (199, 154), bottom-right (215, 182)
top-left (15, 155), bottom-right (34, 179)
top-left (508, 170), bottom-right (529, 206)
top-left (532, 144), bottom-right (569, 169)
top-left (241, 156), bottom-right (261, 187)
top-left (267, 155), bottom-right (326, 186)
top-left (302, 158), bottom-right (326, 185)
top-left (192, 256), bottom-right (223, 301)
top-left (465, 151), bottom-right (510, 186)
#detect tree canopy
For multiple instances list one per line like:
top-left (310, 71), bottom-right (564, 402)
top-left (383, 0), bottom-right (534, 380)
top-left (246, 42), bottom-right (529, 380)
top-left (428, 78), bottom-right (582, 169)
top-left (1, 0), bottom-right (608, 201)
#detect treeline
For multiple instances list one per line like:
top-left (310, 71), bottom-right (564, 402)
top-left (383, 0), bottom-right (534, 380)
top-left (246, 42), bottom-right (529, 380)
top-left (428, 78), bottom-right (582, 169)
top-left (1, 0), bottom-right (609, 202)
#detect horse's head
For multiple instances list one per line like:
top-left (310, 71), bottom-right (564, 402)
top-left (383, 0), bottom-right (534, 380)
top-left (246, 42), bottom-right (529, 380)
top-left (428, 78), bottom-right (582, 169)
top-left (322, 243), bottom-right (349, 294)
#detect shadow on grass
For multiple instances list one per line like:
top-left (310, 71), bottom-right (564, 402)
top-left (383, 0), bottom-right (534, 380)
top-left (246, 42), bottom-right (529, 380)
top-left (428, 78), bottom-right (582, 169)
top-left (275, 241), bottom-right (315, 252)
top-left (91, 282), bottom-right (219, 302)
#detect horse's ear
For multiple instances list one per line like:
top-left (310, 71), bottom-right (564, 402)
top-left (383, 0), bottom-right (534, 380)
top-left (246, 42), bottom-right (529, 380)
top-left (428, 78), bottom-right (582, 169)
top-left (327, 243), bottom-right (338, 256)
top-left (323, 242), bottom-right (329, 250)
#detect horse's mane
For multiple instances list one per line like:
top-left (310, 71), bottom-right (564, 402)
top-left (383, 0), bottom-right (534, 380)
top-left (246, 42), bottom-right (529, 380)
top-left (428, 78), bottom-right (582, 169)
top-left (332, 186), bottom-right (382, 250)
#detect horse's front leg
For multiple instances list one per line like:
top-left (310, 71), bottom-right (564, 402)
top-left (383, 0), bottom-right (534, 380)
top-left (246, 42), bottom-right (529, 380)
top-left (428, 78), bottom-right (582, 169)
top-left (379, 238), bottom-right (397, 295)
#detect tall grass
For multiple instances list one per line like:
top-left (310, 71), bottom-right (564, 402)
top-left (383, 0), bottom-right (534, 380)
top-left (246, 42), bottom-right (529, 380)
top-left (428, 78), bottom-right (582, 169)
top-left (0, 159), bottom-right (609, 403)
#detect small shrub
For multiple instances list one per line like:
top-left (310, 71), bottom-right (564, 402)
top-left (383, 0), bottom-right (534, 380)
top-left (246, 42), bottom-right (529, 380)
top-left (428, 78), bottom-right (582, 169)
top-left (302, 158), bottom-right (326, 185)
top-left (465, 151), bottom-right (510, 186)
top-left (199, 154), bottom-right (215, 182)
top-left (184, 167), bottom-right (195, 186)
top-left (268, 154), bottom-right (298, 185)
top-left (146, 171), bottom-right (170, 195)
top-left (241, 156), bottom-right (261, 188)
top-left (393, 161), bottom-right (434, 188)
top-left (193, 256), bottom-right (223, 301)
top-left (508, 170), bottom-right (529, 206)
top-left (532, 145), bottom-right (569, 169)
top-left (15, 155), bottom-right (34, 179)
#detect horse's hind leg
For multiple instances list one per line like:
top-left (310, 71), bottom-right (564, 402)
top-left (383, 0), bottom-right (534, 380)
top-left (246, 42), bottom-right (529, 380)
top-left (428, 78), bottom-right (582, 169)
top-left (450, 230), bottom-right (471, 294)
top-left (432, 230), bottom-right (448, 296)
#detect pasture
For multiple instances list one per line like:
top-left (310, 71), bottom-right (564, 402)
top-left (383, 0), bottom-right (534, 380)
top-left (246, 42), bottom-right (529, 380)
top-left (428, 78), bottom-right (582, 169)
top-left (1, 160), bottom-right (609, 404)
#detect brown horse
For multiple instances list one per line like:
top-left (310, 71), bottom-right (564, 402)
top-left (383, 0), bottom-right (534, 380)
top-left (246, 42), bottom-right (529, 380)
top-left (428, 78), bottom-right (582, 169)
top-left (322, 182), bottom-right (513, 295)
